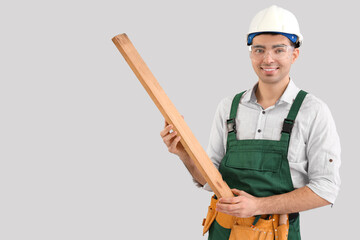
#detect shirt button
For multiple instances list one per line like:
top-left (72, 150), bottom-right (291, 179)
top-left (258, 129), bottom-right (261, 133)
top-left (262, 111), bottom-right (265, 114)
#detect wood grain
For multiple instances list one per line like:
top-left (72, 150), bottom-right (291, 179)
top-left (112, 33), bottom-right (233, 198)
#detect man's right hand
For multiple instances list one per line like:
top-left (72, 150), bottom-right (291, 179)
top-left (160, 119), bottom-right (188, 159)
top-left (160, 118), bottom-right (206, 186)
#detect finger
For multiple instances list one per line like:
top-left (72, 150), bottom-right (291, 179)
top-left (163, 131), bottom-right (178, 144)
top-left (219, 197), bottom-right (241, 204)
top-left (160, 124), bottom-right (173, 137)
top-left (169, 136), bottom-right (181, 151)
top-left (216, 202), bottom-right (240, 214)
top-left (217, 203), bottom-right (251, 218)
top-left (231, 189), bottom-right (244, 196)
top-left (164, 119), bottom-right (174, 131)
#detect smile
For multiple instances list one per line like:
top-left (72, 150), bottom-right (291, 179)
top-left (261, 67), bottom-right (279, 73)
top-left (261, 66), bottom-right (279, 70)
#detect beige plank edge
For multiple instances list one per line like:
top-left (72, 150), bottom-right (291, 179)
top-left (112, 33), bottom-right (233, 198)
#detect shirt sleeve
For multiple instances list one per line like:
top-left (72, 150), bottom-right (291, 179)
top-left (193, 98), bottom-right (228, 191)
top-left (305, 101), bottom-right (341, 204)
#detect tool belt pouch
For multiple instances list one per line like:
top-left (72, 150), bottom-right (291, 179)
top-left (229, 215), bottom-right (289, 240)
top-left (202, 195), bottom-right (289, 239)
top-left (202, 196), bottom-right (237, 235)
top-left (202, 195), bottom-right (218, 235)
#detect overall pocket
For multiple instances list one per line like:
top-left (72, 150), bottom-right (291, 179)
top-left (225, 150), bottom-right (283, 173)
top-left (221, 149), bottom-right (285, 197)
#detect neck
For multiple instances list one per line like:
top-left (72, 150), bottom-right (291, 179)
top-left (255, 77), bottom-right (290, 109)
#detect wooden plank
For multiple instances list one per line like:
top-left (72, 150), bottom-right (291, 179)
top-left (112, 33), bottom-right (233, 198)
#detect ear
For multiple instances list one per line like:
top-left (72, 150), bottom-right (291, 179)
top-left (291, 48), bottom-right (300, 63)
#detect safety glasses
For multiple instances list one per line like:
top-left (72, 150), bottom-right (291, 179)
top-left (249, 44), bottom-right (294, 60)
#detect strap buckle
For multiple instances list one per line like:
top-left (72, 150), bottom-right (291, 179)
top-left (227, 118), bottom-right (236, 134)
top-left (282, 118), bottom-right (294, 134)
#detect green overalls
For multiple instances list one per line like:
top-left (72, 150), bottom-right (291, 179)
top-left (208, 90), bottom-right (307, 240)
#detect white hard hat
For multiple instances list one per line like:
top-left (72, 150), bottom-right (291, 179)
top-left (247, 5), bottom-right (303, 47)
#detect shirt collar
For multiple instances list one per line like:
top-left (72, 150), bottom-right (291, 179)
top-left (278, 79), bottom-right (300, 104)
top-left (242, 83), bottom-right (257, 103)
top-left (242, 79), bottom-right (300, 105)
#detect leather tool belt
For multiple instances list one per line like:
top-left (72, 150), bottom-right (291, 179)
top-left (203, 195), bottom-right (290, 240)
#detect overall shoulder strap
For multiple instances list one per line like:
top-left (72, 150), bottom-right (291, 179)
top-left (285, 90), bottom-right (308, 122)
top-left (280, 90), bottom-right (308, 142)
top-left (226, 91), bottom-right (246, 150)
top-left (229, 91), bottom-right (245, 120)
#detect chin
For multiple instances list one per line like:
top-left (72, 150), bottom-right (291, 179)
top-left (260, 76), bottom-right (288, 85)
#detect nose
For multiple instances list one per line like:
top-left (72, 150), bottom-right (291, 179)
top-left (263, 51), bottom-right (275, 63)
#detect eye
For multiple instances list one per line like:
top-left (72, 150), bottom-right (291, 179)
top-left (254, 48), bottom-right (264, 54)
top-left (274, 48), bottom-right (286, 54)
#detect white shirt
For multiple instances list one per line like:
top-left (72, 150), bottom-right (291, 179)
top-left (201, 80), bottom-right (341, 204)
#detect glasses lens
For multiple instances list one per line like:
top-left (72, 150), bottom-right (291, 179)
top-left (250, 45), bottom-right (293, 60)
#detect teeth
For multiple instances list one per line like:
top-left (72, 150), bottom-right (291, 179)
top-left (263, 69), bottom-right (276, 71)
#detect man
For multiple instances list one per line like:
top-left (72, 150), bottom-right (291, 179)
top-left (160, 5), bottom-right (341, 239)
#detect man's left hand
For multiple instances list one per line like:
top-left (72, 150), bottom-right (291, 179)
top-left (216, 189), bottom-right (260, 218)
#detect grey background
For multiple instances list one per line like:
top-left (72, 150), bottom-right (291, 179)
top-left (1, 0), bottom-right (358, 239)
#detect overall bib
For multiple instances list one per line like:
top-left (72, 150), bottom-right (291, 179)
top-left (205, 90), bottom-right (307, 240)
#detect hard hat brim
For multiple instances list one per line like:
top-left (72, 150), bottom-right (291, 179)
top-left (247, 32), bottom-right (301, 48)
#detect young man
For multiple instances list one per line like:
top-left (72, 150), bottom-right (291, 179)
top-left (160, 5), bottom-right (341, 239)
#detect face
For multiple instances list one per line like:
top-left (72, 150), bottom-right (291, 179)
top-left (250, 34), bottom-right (299, 85)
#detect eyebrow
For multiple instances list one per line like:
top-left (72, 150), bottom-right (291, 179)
top-left (252, 44), bottom-right (288, 49)
top-left (272, 44), bottom-right (288, 48)
top-left (252, 45), bottom-right (265, 49)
